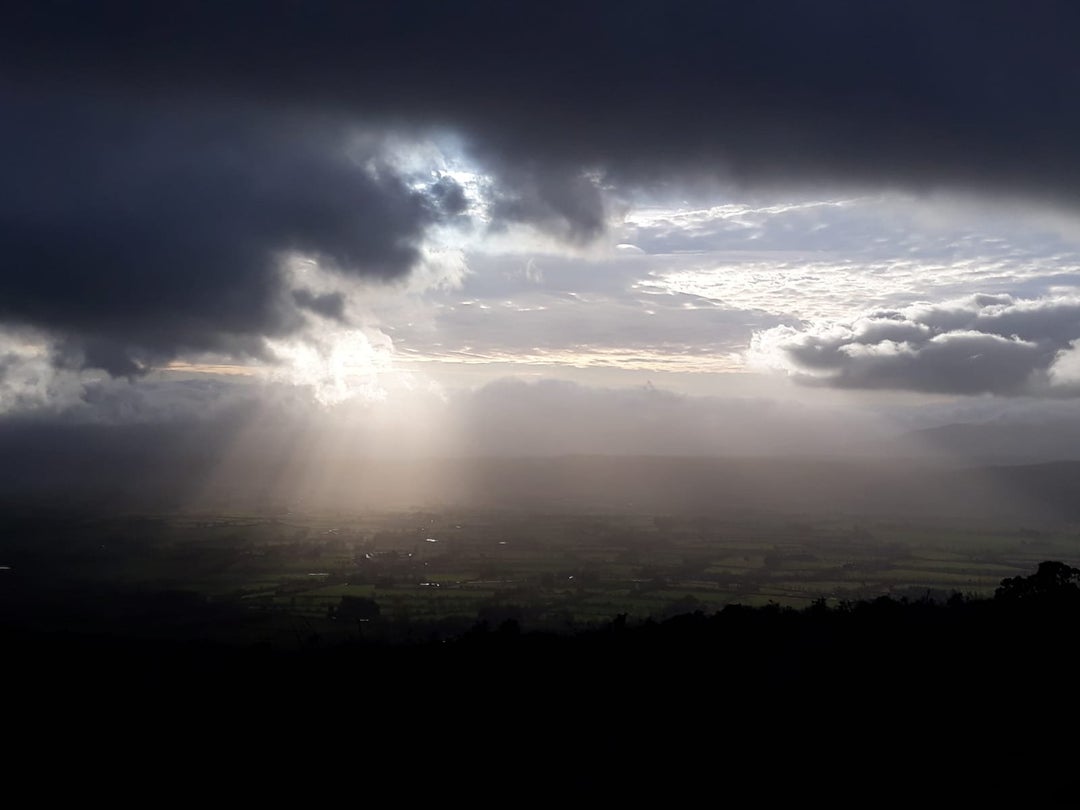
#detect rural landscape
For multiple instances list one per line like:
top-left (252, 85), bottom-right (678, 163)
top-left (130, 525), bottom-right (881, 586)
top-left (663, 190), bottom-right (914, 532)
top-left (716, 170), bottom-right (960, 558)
top-left (6, 2), bottom-right (1080, 792)
top-left (4, 474), bottom-right (1078, 794)
top-left (3, 458), bottom-right (1078, 646)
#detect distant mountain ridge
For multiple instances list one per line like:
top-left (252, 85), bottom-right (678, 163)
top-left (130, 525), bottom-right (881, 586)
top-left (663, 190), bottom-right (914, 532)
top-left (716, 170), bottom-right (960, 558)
top-left (3, 425), bottom-right (1080, 520)
top-left (899, 419), bottom-right (1080, 463)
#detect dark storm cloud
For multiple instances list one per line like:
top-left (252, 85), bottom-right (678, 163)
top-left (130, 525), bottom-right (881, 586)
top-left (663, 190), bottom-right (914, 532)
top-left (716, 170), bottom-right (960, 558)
top-left (426, 176), bottom-right (469, 219)
top-left (292, 290), bottom-right (348, 322)
top-left (7, 1), bottom-right (1080, 204)
top-left (0, 93), bottom-right (442, 373)
top-left (5, 1), bottom-right (1080, 374)
top-left (486, 167), bottom-right (609, 242)
top-left (759, 295), bottom-right (1080, 395)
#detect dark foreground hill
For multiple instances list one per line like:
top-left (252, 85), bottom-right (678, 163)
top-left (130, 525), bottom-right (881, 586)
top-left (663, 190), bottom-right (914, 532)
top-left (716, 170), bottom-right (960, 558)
top-left (4, 562), bottom-right (1077, 799)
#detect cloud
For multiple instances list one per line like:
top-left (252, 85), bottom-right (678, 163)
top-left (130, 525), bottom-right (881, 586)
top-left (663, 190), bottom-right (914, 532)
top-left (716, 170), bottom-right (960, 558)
top-left (292, 290), bottom-right (348, 322)
top-left (0, 333), bottom-right (92, 414)
top-left (752, 294), bottom-right (1080, 395)
top-left (7, 1), bottom-right (1080, 398)
top-left (380, 246), bottom-right (787, 373)
top-left (0, 368), bottom-right (893, 458)
top-left (0, 93), bottom-right (455, 375)
top-left (453, 377), bottom-right (889, 456)
top-left (485, 167), bottom-right (610, 242)
top-left (7, 2), bottom-right (1080, 216)
top-left (628, 192), bottom-right (1080, 322)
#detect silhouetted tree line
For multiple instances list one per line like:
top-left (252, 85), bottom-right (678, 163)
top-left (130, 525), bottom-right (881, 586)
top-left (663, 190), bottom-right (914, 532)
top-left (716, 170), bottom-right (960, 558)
top-left (5, 560), bottom-right (1077, 684)
top-left (3, 561), bottom-right (1077, 799)
top-left (994, 559), bottom-right (1080, 603)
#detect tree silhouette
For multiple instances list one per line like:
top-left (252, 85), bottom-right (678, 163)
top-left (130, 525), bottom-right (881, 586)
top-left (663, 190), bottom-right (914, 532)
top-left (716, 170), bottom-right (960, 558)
top-left (994, 561), bottom-right (1080, 604)
top-left (333, 595), bottom-right (381, 621)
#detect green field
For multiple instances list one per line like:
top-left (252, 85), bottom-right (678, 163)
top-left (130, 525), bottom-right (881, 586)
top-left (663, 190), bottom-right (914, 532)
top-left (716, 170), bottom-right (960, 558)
top-left (1, 507), bottom-right (1076, 644)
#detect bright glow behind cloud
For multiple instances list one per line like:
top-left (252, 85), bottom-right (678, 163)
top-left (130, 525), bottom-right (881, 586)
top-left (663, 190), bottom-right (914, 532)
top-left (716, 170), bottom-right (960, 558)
top-left (265, 326), bottom-right (395, 406)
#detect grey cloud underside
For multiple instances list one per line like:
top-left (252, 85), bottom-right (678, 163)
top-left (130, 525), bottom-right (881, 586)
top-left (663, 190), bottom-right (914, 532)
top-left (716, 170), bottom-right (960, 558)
top-left (292, 290), bottom-right (348, 322)
top-left (0, 97), bottom-right (449, 373)
top-left (766, 295), bottom-right (1080, 395)
top-left (7, 1), bottom-right (1080, 206)
top-left (485, 167), bottom-right (610, 243)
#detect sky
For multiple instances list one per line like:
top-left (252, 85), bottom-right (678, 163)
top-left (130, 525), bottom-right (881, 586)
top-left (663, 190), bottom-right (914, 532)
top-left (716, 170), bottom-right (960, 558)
top-left (4, 1), bottom-right (1080, 476)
